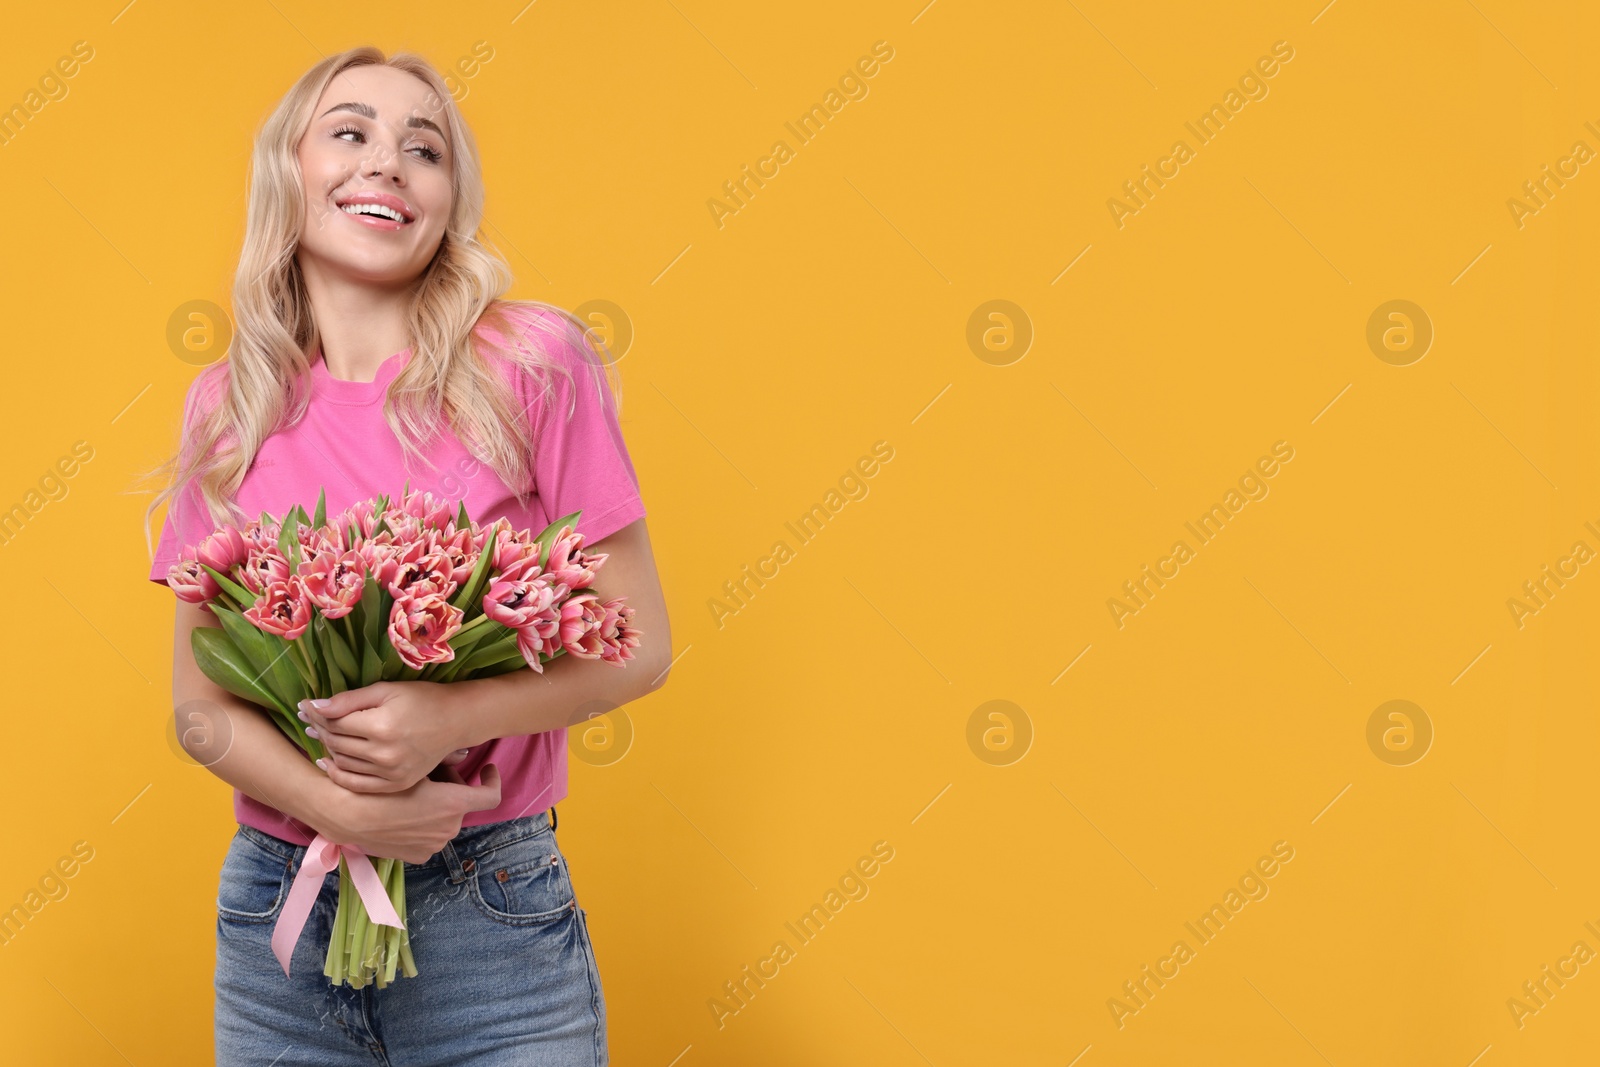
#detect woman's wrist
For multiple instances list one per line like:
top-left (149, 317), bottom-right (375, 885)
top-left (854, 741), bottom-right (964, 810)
top-left (280, 762), bottom-right (351, 839)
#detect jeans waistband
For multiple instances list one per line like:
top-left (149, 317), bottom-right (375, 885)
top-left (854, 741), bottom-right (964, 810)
top-left (238, 807), bottom-right (556, 877)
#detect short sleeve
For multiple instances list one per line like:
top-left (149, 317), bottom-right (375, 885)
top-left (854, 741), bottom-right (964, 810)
top-left (525, 309), bottom-right (647, 545)
top-left (148, 369), bottom-right (227, 586)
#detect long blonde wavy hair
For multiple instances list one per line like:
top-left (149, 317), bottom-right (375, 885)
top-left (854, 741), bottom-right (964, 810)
top-left (141, 46), bottom-right (622, 557)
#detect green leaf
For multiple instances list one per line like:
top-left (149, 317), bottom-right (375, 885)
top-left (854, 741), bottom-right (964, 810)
top-left (277, 515), bottom-right (298, 568)
top-left (312, 488), bottom-right (327, 530)
top-left (449, 616), bottom-right (500, 656)
top-left (300, 633), bottom-right (330, 696)
top-left (456, 498), bottom-right (470, 531)
top-left (379, 634), bottom-right (403, 679)
top-left (308, 617), bottom-right (333, 690)
top-left (360, 642), bottom-right (383, 687)
top-left (316, 613), bottom-right (360, 684)
top-left (363, 577), bottom-right (386, 651)
top-left (201, 563), bottom-right (256, 606)
top-left (450, 518), bottom-right (502, 613)
top-left (190, 628), bottom-right (300, 728)
top-left (452, 628), bottom-right (523, 676)
top-left (212, 605), bottom-right (308, 709)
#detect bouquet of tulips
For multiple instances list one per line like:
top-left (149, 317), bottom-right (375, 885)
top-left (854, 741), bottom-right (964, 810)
top-left (163, 484), bottom-right (640, 988)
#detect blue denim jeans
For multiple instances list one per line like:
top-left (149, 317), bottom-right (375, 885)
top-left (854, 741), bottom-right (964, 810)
top-left (214, 809), bottom-right (608, 1065)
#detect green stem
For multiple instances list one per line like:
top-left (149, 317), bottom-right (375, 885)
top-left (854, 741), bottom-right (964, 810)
top-left (345, 874), bottom-right (369, 988)
top-left (358, 860), bottom-right (386, 980)
top-left (299, 631), bottom-right (330, 697)
top-left (340, 611), bottom-right (359, 658)
top-left (326, 860), bottom-right (350, 984)
top-left (284, 635), bottom-right (318, 696)
top-left (382, 860), bottom-right (407, 986)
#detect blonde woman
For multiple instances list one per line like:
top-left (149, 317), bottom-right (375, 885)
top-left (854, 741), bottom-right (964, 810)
top-left (145, 47), bottom-right (669, 1065)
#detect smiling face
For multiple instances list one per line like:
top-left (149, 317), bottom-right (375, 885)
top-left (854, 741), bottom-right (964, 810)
top-left (295, 64), bottom-right (454, 286)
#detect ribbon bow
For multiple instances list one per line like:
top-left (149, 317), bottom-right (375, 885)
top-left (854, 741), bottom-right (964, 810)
top-left (271, 832), bottom-right (404, 977)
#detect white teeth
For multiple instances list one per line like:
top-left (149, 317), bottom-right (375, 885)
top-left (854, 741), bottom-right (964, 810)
top-left (341, 202), bottom-right (405, 223)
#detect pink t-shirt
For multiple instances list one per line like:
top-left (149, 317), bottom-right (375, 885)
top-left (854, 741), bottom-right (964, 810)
top-left (148, 303), bottom-right (647, 846)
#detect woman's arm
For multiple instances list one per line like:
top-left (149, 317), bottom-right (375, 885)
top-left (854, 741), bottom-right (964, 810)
top-left (171, 600), bottom-right (503, 862)
top-left (450, 515), bottom-right (673, 744)
top-left (171, 598), bottom-right (345, 828)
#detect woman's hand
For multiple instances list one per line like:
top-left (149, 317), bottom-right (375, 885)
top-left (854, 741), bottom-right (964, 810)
top-left (297, 681), bottom-right (474, 794)
top-left (314, 762), bottom-right (503, 864)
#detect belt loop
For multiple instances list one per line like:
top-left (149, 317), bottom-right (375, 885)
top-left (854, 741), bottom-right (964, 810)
top-left (441, 839), bottom-right (469, 884)
top-left (549, 805), bottom-right (558, 832)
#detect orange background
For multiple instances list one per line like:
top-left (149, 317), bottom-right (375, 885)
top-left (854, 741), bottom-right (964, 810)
top-left (2, 1), bottom-right (1598, 1063)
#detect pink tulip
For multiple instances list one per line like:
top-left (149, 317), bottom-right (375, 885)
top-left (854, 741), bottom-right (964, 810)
top-left (300, 526), bottom-right (342, 559)
top-left (196, 525), bottom-right (249, 573)
top-left (383, 511), bottom-right (424, 544)
top-left (299, 548), bottom-right (368, 619)
top-left (358, 537), bottom-right (399, 580)
top-left (544, 529), bottom-right (604, 593)
top-left (289, 518), bottom-right (320, 553)
top-left (595, 597), bottom-right (641, 666)
top-left (501, 552), bottom-right (565, 591)
top-left (488, 524), bottom-right (540, 573)
top-left (167, 557), bottom-right (221, 606)
top-left (398, 488), bottom-right (457, 532)
top-left (557, 593), bottom-right (609, 659)
top-left (431, 526), bottom-right (480, 588)
top-left (244, 577), bottom-right (313, 640)
top-left (388, 592), bottom-right (464, 669)
top-left (241, 519), bottom-right (281, 553)
top-left (364, 535), bottom-right (425, 590)
top-left (482, 565), bottom-right (562, 629)
top-left (514, 625), bottom-right (553, 674)
top-left (385, 549), bottom-right (458, 601)
top-left (240, 547), bottom-right (291, 595)
top-left (343, 500), bottom-right (381, 539)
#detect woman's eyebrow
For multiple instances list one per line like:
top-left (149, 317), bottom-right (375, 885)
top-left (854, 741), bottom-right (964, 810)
top-left (319, 101), bottom-right (447, 141)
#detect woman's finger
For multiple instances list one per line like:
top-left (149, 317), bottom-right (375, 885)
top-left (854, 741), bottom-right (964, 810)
top-left (310, 730), bottom-right (382, 764)
top-left (320, 749), bottom-right (395, 778)
top-left (317, 758), bottom-right (405, 794)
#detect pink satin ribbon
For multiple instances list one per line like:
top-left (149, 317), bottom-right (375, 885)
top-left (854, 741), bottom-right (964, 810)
top-left (271, 832), bottom-right (404, 977)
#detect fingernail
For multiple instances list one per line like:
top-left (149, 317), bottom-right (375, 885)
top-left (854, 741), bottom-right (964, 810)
top-left (297, 709), bottom-right (309, 722)
top-left (310, 698), bottom-right (332, 709)
top-left (315, 758), bottom-right (329, 771)
top-left (306, 726), bottom-right (320, 739)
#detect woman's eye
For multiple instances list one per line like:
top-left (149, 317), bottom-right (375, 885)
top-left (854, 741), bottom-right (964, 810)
top-left (331, 123), bottom-right (441, 164)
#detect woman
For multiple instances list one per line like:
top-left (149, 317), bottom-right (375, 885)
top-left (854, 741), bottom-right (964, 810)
top-left (144, 46), bottom-right (670, 1065)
